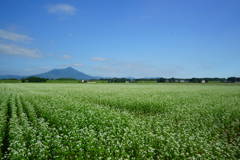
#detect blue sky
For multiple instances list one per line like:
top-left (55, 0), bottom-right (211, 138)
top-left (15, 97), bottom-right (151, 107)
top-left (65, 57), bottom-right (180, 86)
top-left (0, 0), bottom-right (240, 78)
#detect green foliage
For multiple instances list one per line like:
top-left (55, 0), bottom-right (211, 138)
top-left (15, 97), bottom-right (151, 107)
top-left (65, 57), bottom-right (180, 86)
top-left (0, 80), bottom-right (20, 83)
top-left (55, 78), bottom-right (77, 80)
top-left (47, 79), bottom-right (79, 83)
top-left (21, 77), bottom-right (48, 83)
top-left (227, 77), bottom-right (240, 83)
top-left (0, 83), bottom-right (239, 159)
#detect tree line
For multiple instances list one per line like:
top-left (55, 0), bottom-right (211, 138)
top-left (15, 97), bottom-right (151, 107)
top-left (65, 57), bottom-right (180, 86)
top-left (98, 77), bottom-right (240, 83)
top-left (1, 76), bottom-right (240, 83)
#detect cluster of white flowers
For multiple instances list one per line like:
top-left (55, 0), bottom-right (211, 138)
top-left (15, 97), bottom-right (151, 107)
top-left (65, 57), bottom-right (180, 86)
top-left (0, 83), bottom-right (239, 159)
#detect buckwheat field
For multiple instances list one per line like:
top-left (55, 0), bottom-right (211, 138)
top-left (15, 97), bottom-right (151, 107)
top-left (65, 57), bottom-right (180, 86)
top-left (0, 83), bottom-right (239, 159)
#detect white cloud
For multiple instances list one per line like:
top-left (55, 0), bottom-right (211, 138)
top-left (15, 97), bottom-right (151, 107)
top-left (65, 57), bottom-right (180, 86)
top-left (91, 57), bottom-right (107, 61)
top-left (47, 4), bottom-right (77, 15)
top-left (88, 59), bottom-right (186, 78)
top-left (62, 54), bottom-right (72, 59)
top-left (62, 63), bottom-right (84, 67)
top-left (72, 63), bottom-right (83, 67)
top-left (0, 29), bottom-right (33, 42)
top-left (0, 43), bottom-right (41, 58)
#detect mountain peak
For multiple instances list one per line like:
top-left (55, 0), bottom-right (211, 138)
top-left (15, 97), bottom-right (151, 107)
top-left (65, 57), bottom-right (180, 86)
top-left (65, 66), bottom-right (75, 70)
top-left (34, 67), bottom-right (94, 80)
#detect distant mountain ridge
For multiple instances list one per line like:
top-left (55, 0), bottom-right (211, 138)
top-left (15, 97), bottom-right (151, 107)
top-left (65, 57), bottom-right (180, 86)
top-left (0, 67), bottom-right (96, 80)
top-left (0, 75), bottom-right (25, 80)
top-left (34, 67), bottom-right (94, 80)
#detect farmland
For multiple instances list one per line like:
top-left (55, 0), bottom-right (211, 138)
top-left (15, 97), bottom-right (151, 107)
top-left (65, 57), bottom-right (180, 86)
top-left (0, 83), bottom-right (239, 159)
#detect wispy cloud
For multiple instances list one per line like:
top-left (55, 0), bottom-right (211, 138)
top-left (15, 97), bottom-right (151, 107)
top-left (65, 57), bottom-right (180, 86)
top-left (0, 29), bottom-right (33, 42)
top-left (72, 63), bottom-right (83, 67)
top-left (91, 57), bottom-right (107, 61)
top-left (62, 63), bottom-right (83, 67)
top-left (62, 54), bottom-right (72, 59)
top-left (88, 59), bottom-right (186, 78)
top-left (0, 43), bottom-right (41, 58)
top-left (47, 4), bottom-right (77, 15)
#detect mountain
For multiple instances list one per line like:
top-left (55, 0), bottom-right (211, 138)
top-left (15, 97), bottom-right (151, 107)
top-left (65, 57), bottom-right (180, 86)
top-left (33, 67), bottom-right (94, 80)
top-left (0, 75), bottom-right (25, 80)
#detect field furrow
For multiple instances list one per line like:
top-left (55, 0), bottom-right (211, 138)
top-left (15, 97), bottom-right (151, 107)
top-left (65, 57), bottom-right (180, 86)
top-left (0, 94), bottom-right (7, 156)
top-left (1, 95), bottom-right (13, 160)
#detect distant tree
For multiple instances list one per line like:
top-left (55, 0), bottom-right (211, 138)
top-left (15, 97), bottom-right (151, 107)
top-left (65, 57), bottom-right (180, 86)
top-left (157, 78), bottom-right (166, 83)
top-left (227, 77), bottom-right (240, 83)
top-left (204, 78), bottom-right (224, 82)
top-left (204, 79), bottom-right (209, 83)
top-left (56, 78), bottom-right (76, 80)
top-left (189, 78), bottom-right (201, 83)
top-left (4, 78), bottom-right (18, 80)
top-left (169, 78), bottom-right (176, 83)
top-left (21, 76), bottom-right (48, 83)
top-left (103, 78), bottom-right (131, 83)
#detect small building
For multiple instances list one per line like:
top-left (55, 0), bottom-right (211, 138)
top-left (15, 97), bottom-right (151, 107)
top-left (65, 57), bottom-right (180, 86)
top-left (81, 80), bottom-right (87, 83)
